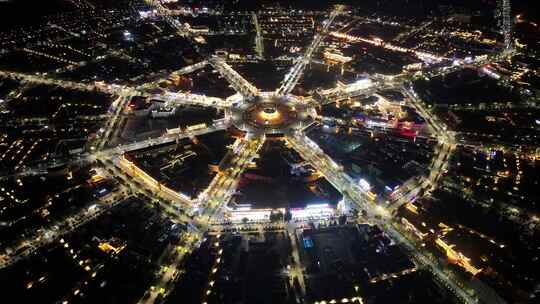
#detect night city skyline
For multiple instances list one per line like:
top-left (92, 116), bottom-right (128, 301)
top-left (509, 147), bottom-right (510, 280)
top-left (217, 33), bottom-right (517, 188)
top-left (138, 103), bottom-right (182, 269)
top-left (0, 1), bottom-right (539, 303)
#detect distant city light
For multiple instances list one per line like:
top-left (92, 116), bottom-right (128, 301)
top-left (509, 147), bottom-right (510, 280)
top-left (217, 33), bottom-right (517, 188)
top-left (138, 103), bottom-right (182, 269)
top-left (358, 179), bottom-right (371, 191)
top-left (123, 31), bottom-right (133, 41)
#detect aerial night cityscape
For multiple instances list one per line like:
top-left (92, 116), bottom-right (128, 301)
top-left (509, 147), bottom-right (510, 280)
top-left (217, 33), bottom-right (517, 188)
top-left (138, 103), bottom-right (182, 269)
top-left (0, 0), bottom-right (539, 303)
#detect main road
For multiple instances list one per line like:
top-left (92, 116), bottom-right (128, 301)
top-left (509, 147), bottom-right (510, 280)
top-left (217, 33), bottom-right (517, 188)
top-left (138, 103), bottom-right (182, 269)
top-left (0, 185), bottom-right (132, 269)
top-left (276, 5), bottom-right (343, 96)
top-left (287, 132), bottom-right (480, 303)
top-left (136, 135), bottom-right (264, 304)
top-left (208, 56), bottom-right (259, 98)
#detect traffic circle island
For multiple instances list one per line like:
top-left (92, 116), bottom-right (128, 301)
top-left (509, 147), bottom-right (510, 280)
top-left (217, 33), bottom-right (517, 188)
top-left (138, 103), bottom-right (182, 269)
top-left (226, 92), bottom-right (316, 135)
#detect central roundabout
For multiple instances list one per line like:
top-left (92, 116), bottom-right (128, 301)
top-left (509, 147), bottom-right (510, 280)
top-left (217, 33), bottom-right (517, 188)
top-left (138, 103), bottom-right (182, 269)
top-left (0, 1), bottom-right (526, 302)
top-left (225, 92), bottom-right (317, 135)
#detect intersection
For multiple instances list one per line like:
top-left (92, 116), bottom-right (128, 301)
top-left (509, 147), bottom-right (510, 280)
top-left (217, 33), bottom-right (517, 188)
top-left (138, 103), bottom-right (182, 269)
top-left (0, 3), bottom-right (518, 304)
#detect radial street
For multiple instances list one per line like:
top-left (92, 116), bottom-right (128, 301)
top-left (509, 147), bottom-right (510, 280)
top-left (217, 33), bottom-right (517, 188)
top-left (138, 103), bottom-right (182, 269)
top-left (0, 4), bottom-right (518, 303)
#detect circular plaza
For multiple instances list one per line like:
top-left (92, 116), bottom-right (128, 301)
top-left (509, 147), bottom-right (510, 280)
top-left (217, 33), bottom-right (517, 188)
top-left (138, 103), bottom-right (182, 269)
top-left (226, 92), bottom-right (316, 135)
